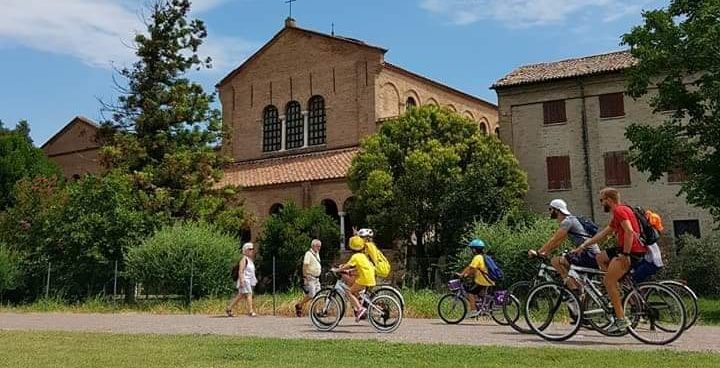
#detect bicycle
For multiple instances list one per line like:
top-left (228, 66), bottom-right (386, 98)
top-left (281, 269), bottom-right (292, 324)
top-left (309, 269), bottom-right (403, 333)
top-left (657, 280), bottom-right (698, 331)
top-left (437, 277), bottom-right (520, 325)
top-left (525, 263), bottom-right (686, 345)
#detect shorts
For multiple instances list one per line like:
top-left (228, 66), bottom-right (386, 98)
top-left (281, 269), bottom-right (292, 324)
top-left (467, 284), bottom-right (489, 297)
top-left (632, 260), bottom-right (659, 283)
top-left (302, 277), bottom-right (321, 297)
top-left (566, 249), bottom-right (598, 269)
top-left (606, 248), bottom-right (645, 267)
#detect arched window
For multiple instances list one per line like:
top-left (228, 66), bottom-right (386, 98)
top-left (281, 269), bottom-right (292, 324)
top-left (269, 203), bottom-right (284, 215)
top-left (240, 228), bottom-right (252, 243)
top-left (321, 199), bottom-right (339, 223)
top-left (406, 97), bottom-right (416, 111)
top-left (495, 127), bottom-right (500, 136)
top-left (285, 101), bottom-right (303, 149)
top-left (308, 95), bottom-right (326, 146)
top-left (479, 122), bottom-right (488, 135)
top-left (262, 105), bottom-right (281, 152)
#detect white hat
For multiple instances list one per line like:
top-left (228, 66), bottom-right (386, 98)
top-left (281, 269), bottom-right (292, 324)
top-left (548, 199), bottom-right (571, 216)
top-left (242, 242), bottom-right (255, 251)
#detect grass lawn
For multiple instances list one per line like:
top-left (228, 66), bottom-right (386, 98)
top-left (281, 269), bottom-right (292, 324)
top-left (2, 291), bottom-right (719, 325)
top-left (0, 331), bottom-right (718, 368)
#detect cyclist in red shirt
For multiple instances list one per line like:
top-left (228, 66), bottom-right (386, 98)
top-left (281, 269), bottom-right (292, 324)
top-left (577, 187), bottom-right (646, 333)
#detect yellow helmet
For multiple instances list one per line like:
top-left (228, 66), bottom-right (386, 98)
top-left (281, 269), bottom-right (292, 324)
top-left (348, 235), bottom-right (365, 251)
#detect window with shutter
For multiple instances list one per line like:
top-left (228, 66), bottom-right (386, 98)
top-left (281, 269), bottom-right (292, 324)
top-left (668, 167), bottom-right (688, 183)
top-left (543, 100), bottom-right (567, 124)
top-left (599, 93), bottom-right (625, 118)
top-left (546, 156), bottom-right (571, 190)
top-left (604, 151), bottom-right (631, 185)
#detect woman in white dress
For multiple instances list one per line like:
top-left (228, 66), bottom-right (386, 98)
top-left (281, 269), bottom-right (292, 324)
top-left (226, 242), bottom-right (258, 317)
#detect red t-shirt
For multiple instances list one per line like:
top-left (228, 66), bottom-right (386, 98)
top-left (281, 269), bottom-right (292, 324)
top-left (610, 205), bottom-right (645, 254)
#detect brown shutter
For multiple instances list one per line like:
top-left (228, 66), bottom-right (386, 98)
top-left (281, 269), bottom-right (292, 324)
top-left (668, 167), bottom-right (687, 183)
top-left (543, 100), bottom-right (567, 124)
top-left (547, 156), bottom-right (571, 190)
top-left (604, 151), bottom-right (631, 185)
top-left (599, 93), bottom-right (625, 118)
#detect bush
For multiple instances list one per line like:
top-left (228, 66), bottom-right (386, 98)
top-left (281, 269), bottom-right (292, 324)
top-left (666, 233), bottom-right (720, 297)
top-left (125, 222), bottom-right (239, 298)
top-left (451, 215), bottom-right (567, 288)
top-left (0, 244), bottom-right (21, 295)
top-left (257, 202), bottom-right (340, 290)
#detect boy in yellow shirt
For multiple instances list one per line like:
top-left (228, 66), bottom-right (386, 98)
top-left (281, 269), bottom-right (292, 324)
top-left (337, 235), bottom-right (376, 321)
top-left (456, 239), bottom-right (495, 318)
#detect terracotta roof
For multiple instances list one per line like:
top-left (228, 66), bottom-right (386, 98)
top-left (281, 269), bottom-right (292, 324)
top-left (219, 147), bottom-right (359, 188)
top-left (492, 50), bottom-right (636, 89)
top-left (41, 116), bottom-right (100, 149)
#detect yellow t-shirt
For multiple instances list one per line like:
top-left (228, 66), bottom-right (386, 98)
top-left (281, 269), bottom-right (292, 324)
top-left (345, 253), bottom-right (376, 287)
top-left (469, 254), bottom-right (495, 286)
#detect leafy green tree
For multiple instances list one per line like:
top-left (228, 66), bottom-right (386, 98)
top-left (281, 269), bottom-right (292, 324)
top-left (100, 0), bottom-right (247, 231)
top-left (257, 202), bottom-right (340, 290)
top-left (348, 106), bottom-right (527, 284)
top-left (622, 0), bottom-right (720, 219)
top-left (0, 120), bottom-right (60, 210)
top-left (0, 244), bottom-right (22, 299)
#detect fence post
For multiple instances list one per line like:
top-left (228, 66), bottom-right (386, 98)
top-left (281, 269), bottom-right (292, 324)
top-left (188, 256), bottom-right (194, 314)
top-left (272, 256), bottom-right (276, 316)
top-left (45, 261), bottom-right (51, 299)
top-left (113, 260), bottom-right (118, 303)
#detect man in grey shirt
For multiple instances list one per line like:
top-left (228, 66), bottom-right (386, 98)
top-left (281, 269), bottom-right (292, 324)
top-left (531, 199), bottom-right (599, 291)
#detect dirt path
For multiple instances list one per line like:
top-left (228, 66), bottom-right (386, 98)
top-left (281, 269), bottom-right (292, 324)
top-left (1, 312), bottom-right (718, 352)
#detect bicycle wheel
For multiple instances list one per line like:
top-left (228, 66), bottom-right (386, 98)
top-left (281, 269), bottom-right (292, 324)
top-left (368, 294), bottom-right (403, 333)
top-left (312, 288), bottom-right (346, 324)
top-left (372, 285), bottom-right (405, 310)
top-left (437, 293), bottom-right (467, 324)
top-left (582, 294), bottom-right (625, 336)
top-left (309, 292), bottom-right (343, 331)
top-left (659, 280), bottom-right (698, 330)
top-left (505, 281), bottom-right (533, 334)
top-left (492, 294), bottom-right (520, 326)
top-left (624, 282), bottom-right (686, 345)
top-left (525, 282), bottom-right (581, 342)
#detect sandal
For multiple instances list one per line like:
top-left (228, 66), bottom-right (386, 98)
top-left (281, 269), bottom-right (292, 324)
top-left (225, 308), bottom-right (234, 317)
top-left (295, 304), bottom-right (302, 317)
top-left (249, 312), bottom-right (257, 317)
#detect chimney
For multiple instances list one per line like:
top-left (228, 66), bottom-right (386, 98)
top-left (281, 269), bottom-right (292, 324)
top-left (285, 17), bottom-right (296, 28)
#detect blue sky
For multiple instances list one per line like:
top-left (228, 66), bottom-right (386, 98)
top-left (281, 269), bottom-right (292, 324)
top-left (0, 0), bottom-right (666, 146)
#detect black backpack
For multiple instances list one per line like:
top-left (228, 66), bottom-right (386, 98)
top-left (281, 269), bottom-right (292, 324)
top-left (625, 205), bottom-right (660, 246)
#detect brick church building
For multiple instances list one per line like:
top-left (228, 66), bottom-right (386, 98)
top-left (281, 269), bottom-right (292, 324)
top-left (216, 18), bottom-right (498, 244)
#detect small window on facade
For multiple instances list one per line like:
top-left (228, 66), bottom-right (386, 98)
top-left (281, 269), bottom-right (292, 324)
top-left (480, 122), bottom-right (487, 135)
top-left (599, 93), bottom-right (625, 118)
top-left (269, 203), bottom-right (284, 215)
top-left (285, 101), bottom-right (303, 149)
top-left (668, 166), bottom-right (688, 183)
top-left (604, 151), bottom-right (631, 186)
top-left (673, 219), bottom-right (700, 239)
top-left (262, 105), bottom-right (281, 152)
top-left (546, 156), bottom-right (571, 190)
top-left (543, 100), bottom-right (567, 124)
top-left (406, 97), bottom-right (416, 111)
top-left (308, 95), bottom-right (326, 146)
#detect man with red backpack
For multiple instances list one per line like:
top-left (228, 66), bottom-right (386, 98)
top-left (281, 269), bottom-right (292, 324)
top-left (577, 187), bottom-right (647, 333)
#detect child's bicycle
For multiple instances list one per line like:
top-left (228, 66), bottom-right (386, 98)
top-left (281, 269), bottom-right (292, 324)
top-left (309, 268), bottom-right (403, 333)
top-left (437, 277), bottom-right (520, 325)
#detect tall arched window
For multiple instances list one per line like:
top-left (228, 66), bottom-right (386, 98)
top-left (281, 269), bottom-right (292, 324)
top-left (262, 105), bottom-right (281, 152)
top-left (480, 122), bottom-right (488, 135)
top-left (285, 101), bottom-right (303, 149)
top-left (406, 97), bottom-right (416, 111)
top-left (308, 95), bottom-right (326, 146)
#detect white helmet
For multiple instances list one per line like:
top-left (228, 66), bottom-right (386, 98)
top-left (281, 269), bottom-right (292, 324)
top-left (358, 228), bottom-right (374, 238)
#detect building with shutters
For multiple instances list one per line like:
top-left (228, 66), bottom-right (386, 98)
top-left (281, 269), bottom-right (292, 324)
top-left (216, 18), bottom-right (498, 244)
top-left (493, 50), bottom-right (713, 240)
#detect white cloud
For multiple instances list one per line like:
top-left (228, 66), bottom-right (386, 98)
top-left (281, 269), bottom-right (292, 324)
top-left (0, 0), bottom-right (254, 71)
top-left (420, 0), bottom-right (656, 27)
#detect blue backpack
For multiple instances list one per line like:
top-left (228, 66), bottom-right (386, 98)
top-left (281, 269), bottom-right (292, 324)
top-left (568, 216), bottom-right (599, 238)
top-left (483, 255), bottom-right (503, 282)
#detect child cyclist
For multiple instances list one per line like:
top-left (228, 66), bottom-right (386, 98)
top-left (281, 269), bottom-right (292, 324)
top-left (456, 239), bottom-right (495, 318)
top-left (334, 235), bottom-right (376, 321)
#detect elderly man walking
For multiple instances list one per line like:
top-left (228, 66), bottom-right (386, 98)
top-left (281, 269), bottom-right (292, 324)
top-left (295, 239), bottom-right (322, 317)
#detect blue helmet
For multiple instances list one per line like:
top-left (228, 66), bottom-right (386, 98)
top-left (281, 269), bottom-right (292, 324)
top-left (468, 239), bottom-right (486, 249)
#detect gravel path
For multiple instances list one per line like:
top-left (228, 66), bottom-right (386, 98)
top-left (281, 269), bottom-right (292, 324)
top-left (1, 312), bottom-right (718, 352)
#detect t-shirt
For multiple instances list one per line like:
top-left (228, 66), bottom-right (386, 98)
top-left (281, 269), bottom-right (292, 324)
top-left (345, 253), bottom-right (376, 287)
top-left (303, 250), bottom-right (321, 278)
top-left (469, 255), bottom-right (495, 286)
top-left (610, 205), bottom-right (646, 254)
top-left (560, 216), bottom-right (600, 254)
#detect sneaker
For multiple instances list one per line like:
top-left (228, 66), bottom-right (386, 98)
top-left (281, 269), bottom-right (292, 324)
top-left (225, 308), bottom-right (234, 317)
top-left (606, 317), bottom-right (630, 333)
top-left (294, 304), bottom-right (302, 317)
top-left (354, 307), bottom-right (367, 322)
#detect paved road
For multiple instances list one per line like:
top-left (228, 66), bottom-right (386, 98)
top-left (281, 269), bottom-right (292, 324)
top-left (1, 313), bottom-right (718, 352)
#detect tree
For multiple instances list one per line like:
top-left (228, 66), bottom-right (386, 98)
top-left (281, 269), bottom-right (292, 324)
top-left (100, 0), bottom-right (247, 231)
top-left (622, 0), bottom-right (720, 219)
top-left (0, 120), bottom-right (61, 210)
top-left (348, 106), bottom-right (528, 284)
